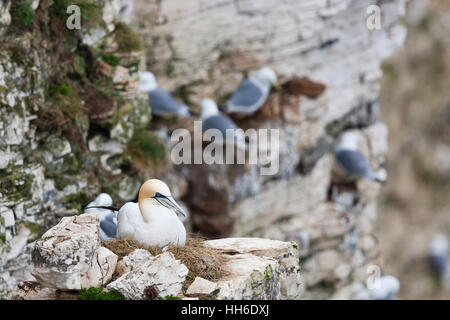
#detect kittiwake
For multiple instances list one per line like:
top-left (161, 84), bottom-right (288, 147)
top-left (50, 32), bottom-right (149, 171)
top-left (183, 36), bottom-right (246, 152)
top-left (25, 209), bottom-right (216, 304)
top-left (84, 193), bottom-right (117, 240)
top-left (334, 131), bottom-right (385, 183)
top-left (201, 98), bottom-right (246, 150)
top-left (139, 71), bottom-right (190, 117)
top-left (224, 67), bottom-right (279, 115)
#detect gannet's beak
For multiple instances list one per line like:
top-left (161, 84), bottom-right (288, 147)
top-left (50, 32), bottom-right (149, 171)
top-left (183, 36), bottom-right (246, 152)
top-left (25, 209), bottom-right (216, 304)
top-left (273, 82), bottom-right (280, 90)
top-left (153, 193), bottom-right (186, 217)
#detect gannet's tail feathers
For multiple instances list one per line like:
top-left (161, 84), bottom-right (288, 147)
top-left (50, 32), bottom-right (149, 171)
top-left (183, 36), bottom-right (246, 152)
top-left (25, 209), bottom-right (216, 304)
top-left (85, 205), bottom-right (120, 212)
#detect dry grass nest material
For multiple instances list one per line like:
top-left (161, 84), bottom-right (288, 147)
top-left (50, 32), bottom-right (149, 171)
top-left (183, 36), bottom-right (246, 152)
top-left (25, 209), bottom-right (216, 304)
top-left (103, 237), bottom-right (229, 293)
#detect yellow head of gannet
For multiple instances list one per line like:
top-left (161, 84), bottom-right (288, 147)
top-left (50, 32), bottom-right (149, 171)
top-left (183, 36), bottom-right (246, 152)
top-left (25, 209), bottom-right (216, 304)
top-left (138, 179), bottom-right (186, 221)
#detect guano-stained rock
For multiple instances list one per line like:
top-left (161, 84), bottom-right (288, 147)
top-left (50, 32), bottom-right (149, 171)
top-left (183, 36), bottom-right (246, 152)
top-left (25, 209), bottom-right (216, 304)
top-left (31, 214), bottom-right (118, 290)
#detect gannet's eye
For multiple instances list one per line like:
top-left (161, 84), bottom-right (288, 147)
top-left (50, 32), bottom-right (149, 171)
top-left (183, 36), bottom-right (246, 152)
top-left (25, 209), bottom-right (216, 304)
top-left (154, 192), bottom-right (162, 198)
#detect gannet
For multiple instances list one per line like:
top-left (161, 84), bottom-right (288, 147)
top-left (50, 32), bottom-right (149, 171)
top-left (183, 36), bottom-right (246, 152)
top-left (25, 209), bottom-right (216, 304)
top-left (116, 179), bottom-right (187, 247)
top-left (201, 98), bottom-right (246, 150)
top-left (84, 193), bottom-right (117, 241)
top-left (334, 131), bottom-right (385, 183)
top-left (224, 67), bottom-right (279, 115)
top-left (138, 71), bottom-right (190, 117)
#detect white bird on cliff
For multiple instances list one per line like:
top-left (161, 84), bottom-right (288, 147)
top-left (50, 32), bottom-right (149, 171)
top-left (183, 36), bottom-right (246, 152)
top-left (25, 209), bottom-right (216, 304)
top-left (138, 71), bottom-right (191, 118)
top-left (428, 233), bottom-right (450, 285)
top-left (116, 179), bottom-right (187, 247)
top-left (84, 193), bottom-right (117, 241)
top-left (201, 98), bottom-right (246, 150)
top-left (334, 131), bottom-right (385, 183)
top-left (224, 67), bottom-right (279, 116)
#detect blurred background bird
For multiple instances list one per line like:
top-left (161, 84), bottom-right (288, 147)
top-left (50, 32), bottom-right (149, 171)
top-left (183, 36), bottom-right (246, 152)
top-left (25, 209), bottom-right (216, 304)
top-left (223, 67), bottom-right (279, 116)
top-left (201, 98), bottom-right (247, 151)
top-left (138, 71), bottom-right (191, 118)
top-left (84, 193), bottom-right (117, 241)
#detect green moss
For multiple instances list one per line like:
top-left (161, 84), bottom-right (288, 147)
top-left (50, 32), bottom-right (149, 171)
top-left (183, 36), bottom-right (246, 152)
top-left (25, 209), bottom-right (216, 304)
top-left (158, 295), bottom-right (182, 300)
top-left (78, 2), bottom-right (105, 29)
top-left (23, 221), bottom-right (45, 242)
top-left (79, 287), bottom-right (126, 300)
top-left (102, 54), bottom-right (120, 67)
top-left (0, 167), bottom-right (33, 202)
top-left (115, 22), bottom-right (143, 53)
top-left (126, 130), bottom-right (166, 162)
top-left (65, 192), bottom-right (90, 212)
top-left (11, 1), bottom-right (35, 28)
top-left (264, 265), bottom-right (273, 280)
top-left (49, 82), bottom-right (72, 97)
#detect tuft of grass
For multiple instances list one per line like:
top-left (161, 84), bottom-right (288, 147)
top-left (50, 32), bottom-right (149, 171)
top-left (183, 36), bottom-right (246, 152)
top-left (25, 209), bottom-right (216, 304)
top-left (115, 22), bottom-right (143, 52)
top-left (49, 82), bottom-right (72, 96)
top-left (103, 238), bottom-right (229, 295)
top-left (126, 130), bottom-right (166, 163)
top-left (79, 287), bottom-right (126, 300)
top-left (11, 0), bottom-right (35, 28)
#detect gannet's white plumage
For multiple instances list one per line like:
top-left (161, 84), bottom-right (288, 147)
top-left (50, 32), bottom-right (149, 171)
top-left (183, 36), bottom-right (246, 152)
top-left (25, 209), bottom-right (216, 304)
top-left (201, 98), bottom-right (246, 150)
top-left (334, 131), bottom-right (384, 183)
top-left (138, 71), bottom-right (190, 117)
top-left (224, 67), bottom-right (278, 115)
top-left (84, 193), bottom-right (117, 240)
top-left (117, 179), bottom-right (186, 247)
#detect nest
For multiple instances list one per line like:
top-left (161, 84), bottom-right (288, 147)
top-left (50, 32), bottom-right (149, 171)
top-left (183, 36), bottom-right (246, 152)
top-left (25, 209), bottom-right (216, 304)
top-left (103, 237), bottom-right (229, 294)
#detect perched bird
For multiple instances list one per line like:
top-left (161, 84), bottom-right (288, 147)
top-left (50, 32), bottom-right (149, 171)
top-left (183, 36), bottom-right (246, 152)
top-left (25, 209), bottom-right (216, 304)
top-left (371, 275), bottom-right (400, 300)
top-left (117, 179), bottom-right (187, 247)
top-left (334, 131), bottom-right (385, 183)
top-left (201, 98), bottom-right (246, 150)
top-left (428, 233), bottom-right (449, 282)
top-left (84, 193), bottom-right (117, 241)
top-left (138, 71), bottom-right (190, 117)
top-left (224, 67), bottom-right (279, 115)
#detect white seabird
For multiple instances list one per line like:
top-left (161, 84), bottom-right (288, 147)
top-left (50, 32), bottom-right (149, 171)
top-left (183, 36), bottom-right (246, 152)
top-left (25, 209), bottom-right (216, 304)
top-left (201, 98), bottom-right (246, 150)
top-left (84, 193), bottom-right (117, 241)
top-left (371, 275), bottom-right (400, 300)
top-left (138, 71), bottom-right (190, 117)
top-left (334, 131), bottom-right (385, 183)
top-left (428, 233), bottom-right (450, 283)
top-left (117, 179), bottom-right (187, 247)
top-left (224, 67), bottom-right (279, 115)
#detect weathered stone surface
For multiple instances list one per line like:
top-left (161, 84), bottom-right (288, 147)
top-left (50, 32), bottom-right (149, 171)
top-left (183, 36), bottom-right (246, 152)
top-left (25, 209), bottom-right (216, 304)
top-left (230, 155), bottom-right (331, 236)
top-left (107, 252), bottom-right (188, 299)
top-left (205, 237), bottom-right (303, 299)
top-left (115, 249), bottom-right (153, 277)
top-left (31, 214), bottom-right (118, 290)
top-left (8, 281), bottom-right (78, 300)
top-left (186, 277), bottom-right (218, 295)
top-left (215, 253), bottom-right (280, 300)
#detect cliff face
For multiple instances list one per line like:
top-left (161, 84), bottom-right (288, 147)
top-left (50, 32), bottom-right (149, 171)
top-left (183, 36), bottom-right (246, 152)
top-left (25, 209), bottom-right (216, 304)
top-left (132, 0), bottom-right (407, 299)
top-left (0, 0), bottom-right (152, 297)
top-left (1, 0), bottom-right (407, 299)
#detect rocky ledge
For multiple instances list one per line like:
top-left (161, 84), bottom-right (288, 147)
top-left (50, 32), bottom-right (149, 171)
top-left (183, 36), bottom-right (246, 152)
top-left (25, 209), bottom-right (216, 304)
top-left (8, 213), bottom-right (302, 300)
